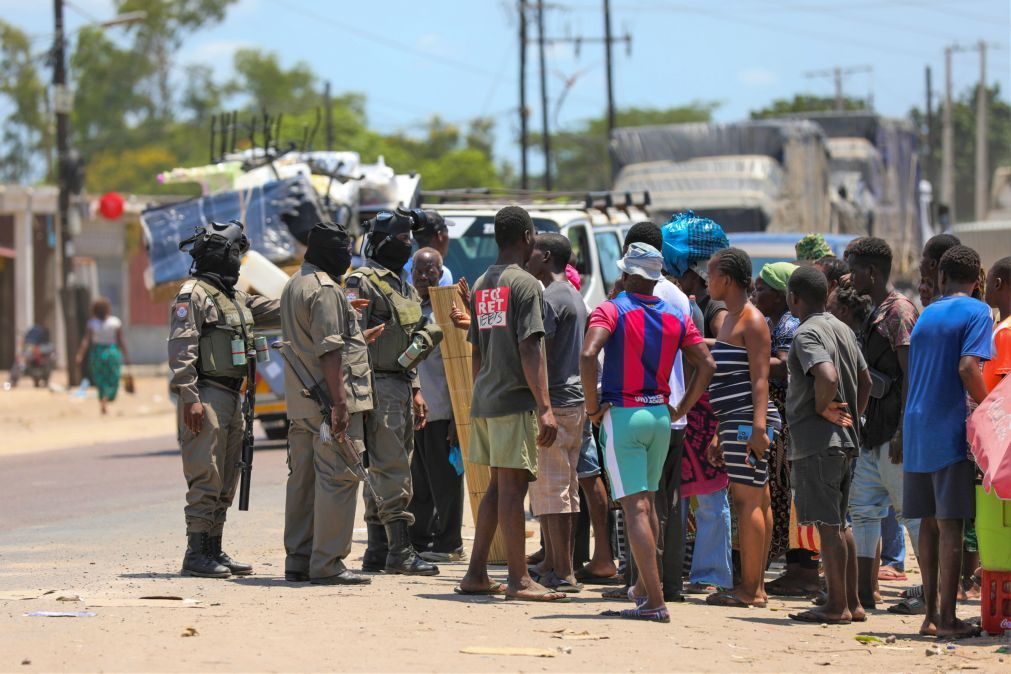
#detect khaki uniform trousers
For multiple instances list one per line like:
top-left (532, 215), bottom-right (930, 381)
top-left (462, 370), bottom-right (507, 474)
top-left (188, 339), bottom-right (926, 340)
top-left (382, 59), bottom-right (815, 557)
top-left (284, 413), bottom-right (364, 579)
top-left (179, 383), bottom-right (244, 535)
top-left (363, 374), bottom-right (415, 526)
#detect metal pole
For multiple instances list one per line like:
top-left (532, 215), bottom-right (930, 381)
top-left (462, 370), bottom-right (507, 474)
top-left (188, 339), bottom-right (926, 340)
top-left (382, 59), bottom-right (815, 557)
top-left (925, 65), bottom-right (934, 189)
top-left (604, 0), bottom-right (616, 135)
top-left (834, 67), bottom-right (843, 111)
top-left (537, 0), bottom-right (552, 190)
top-left (323, 80), bottom-right (334, 152)
top-left (975, 40), bottom-right (988, 220)
top-left (53, 0), bottom-right (79, 385)
top-left (519, 1), bottom-right (529, 190)
top-left (941, 46), bottom-right (955, 224)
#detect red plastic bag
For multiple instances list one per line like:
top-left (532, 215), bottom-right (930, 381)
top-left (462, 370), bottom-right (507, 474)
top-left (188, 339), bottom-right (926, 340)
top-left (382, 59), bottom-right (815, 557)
top-left (968, 373), bottom-right (1011, 499)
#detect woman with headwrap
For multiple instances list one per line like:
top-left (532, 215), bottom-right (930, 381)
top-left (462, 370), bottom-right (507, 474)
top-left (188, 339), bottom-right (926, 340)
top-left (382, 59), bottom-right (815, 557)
top-left (660, 213), bottom-right (736, 594)
top-left (752, 262), bottom-right (820, 596)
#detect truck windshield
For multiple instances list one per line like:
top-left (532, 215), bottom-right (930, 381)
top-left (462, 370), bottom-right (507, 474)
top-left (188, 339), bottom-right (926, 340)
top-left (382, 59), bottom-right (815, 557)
top-left (444, 216), bottom-right (561, 284)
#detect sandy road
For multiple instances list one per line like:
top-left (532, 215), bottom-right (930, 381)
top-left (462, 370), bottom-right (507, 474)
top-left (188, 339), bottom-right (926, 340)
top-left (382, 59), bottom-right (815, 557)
top-left (0, 433), bottom-right (1008, 673)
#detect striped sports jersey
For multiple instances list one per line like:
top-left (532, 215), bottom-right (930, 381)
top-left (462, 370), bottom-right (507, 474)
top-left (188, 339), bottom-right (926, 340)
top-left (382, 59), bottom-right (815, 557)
top-left (588, 292), bottom-right (703, 407)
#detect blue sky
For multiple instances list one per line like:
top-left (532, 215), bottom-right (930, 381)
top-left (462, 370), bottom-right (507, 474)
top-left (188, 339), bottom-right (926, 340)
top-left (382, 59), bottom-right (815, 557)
top-left (5, 0), bottom-right (1010, 173)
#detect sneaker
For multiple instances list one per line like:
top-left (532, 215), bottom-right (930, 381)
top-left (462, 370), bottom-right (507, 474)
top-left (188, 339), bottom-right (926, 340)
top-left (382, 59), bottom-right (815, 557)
top-left (419, 548), bottom-right (466, 563)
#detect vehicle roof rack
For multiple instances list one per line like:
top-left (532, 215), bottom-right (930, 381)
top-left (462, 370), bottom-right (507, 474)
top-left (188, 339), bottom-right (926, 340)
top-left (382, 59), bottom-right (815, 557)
top-left (420, 188), bottom-right (651, 210)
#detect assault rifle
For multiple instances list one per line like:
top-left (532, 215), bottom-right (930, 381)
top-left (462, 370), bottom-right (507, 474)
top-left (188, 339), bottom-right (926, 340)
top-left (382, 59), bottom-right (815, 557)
top-left (271, 341), bottom-right (382, 505)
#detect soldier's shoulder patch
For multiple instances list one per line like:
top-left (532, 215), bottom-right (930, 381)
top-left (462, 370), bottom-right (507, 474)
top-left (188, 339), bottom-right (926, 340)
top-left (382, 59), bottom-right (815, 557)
top-left (314, 271), bottom-right (335, 287)
top-left (177, 279), bottom-right (197, 301)
top-left (174, 303), bottom-right (189, 320)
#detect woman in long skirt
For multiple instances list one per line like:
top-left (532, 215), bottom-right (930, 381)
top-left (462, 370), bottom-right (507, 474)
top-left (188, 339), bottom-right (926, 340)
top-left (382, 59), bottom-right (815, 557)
top-left (76, 297), bottom-right (130, 415)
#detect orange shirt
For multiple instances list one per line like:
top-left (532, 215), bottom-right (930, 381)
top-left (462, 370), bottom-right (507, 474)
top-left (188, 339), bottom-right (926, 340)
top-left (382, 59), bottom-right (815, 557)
top-left (983, 316), bottom-right (1011, 392)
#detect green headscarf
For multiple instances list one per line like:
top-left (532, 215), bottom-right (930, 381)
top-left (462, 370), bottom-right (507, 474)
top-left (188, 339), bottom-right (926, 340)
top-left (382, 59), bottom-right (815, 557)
top-left (795, 234), bottom-right (834, 262)
top-left (760, 261), bottom-right (798, 293)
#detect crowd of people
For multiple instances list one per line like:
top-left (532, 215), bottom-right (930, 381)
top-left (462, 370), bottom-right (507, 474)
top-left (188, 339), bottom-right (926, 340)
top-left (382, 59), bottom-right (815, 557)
top-left (167, 205), bottom-right (1009, 635)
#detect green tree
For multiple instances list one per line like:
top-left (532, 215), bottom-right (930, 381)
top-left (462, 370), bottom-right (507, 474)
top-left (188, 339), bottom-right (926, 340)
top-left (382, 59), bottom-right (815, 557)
top-left (544, 103), bottom-right (719, 191)
top-left (0, 20), bottom-right (51, 181)
top-left (910, 84), bottom-right (1011, 222)
top-left (231, 48), bottom-right (318, 114)
top-left (749, 94), bottom-right (868, 119)
top-left (116, 0), bottom-right (237, 119)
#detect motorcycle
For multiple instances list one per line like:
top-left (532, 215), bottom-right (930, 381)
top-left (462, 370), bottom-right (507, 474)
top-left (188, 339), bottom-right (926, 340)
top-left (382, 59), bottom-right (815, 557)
top-left (6, 325), bottom-right (55, 389)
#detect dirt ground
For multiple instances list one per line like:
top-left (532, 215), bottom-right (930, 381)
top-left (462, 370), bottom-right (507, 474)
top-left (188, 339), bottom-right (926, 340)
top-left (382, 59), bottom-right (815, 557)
top-left (0, 379), bottom-right (1009, 672)
top-left (1, 372), bottom-right (176, 456)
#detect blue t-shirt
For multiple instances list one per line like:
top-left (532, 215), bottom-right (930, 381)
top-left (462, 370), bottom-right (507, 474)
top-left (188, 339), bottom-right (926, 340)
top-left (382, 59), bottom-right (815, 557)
top-left (903, 295), bottom-right (992, 473)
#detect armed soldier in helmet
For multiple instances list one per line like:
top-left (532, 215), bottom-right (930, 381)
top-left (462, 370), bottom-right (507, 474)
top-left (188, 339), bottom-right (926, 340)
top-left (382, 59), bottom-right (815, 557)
top-left (346, 210), bottom-right (444, 576)
top-left (168, 220), bottom-right (281, 578)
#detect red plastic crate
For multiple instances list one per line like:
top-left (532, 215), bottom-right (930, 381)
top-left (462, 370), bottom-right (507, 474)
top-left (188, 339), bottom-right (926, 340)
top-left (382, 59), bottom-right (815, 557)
top-left (981, 569), bottom-right (1011, 636)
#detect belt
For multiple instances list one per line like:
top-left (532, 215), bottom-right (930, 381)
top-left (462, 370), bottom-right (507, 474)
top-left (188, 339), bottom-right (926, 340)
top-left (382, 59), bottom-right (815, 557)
top-left (199, 374), bottom-right (244, 391)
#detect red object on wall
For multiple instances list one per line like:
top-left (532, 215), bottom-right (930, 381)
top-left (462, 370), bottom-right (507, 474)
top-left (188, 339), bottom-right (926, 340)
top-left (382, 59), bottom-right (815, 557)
top-left (98, 192), bottom-right (125, 220)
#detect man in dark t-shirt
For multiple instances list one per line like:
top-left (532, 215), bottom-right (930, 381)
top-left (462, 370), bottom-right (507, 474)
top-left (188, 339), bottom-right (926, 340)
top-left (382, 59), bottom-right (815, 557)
top-left (525, 233), bottom-right (588, 593)
top-left (457, 206), bottom-right (564, 602)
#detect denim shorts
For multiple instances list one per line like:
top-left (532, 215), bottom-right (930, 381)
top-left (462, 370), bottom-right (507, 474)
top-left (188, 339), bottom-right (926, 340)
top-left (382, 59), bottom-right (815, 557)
top-left (903, 459), bottom-right (976, 520)
top-left (792, 447), bottom-right (854, 527)
top-left (576, 419), bottom-right (601, 478)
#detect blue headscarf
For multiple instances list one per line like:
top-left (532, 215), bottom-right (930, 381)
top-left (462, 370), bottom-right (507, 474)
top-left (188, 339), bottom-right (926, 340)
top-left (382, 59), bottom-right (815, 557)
top-left (660, 211), bottom-right (730, 278)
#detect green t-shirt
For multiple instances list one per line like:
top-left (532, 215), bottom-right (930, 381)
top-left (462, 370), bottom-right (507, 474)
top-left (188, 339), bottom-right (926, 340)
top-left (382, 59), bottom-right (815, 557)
top-left (467, 264), bottom-right (545, 418)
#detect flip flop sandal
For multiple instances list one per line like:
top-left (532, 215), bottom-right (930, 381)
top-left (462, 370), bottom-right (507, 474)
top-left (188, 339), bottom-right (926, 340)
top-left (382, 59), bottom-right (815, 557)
top-left (705, 591), bottom-right (750, 608)
top-left (887, 596), bottom-right (927, 615)
top-left (789, 610), bottom-right (851, 625)
top-left (543, 575), bottom-right (584, 594)
top-left (602, 586), bottom-right (631, 600)
top-left (505, 590), bottom-right (570, 603)
top-left (574, 568), bottom-right (622, 585)
top-left (601, 606), bottom-right (671, 623)
top-left (454, 582), bottom-right (506, 596)
top-left (901, 584), bottom-right (924, 599)
top-left (766, 576), bottom-right (819, 597)
top-left (878, 566), bottom-right (907, 581)
top-left (527, 568), bottom-right (544, 584)
top-left (683, 582), bottom-right (717, 595)
top-left (628, 587), bottom-right (648, 607)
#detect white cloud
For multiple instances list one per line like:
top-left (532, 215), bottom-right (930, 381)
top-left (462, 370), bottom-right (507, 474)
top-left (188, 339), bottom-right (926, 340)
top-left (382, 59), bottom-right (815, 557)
top-left (738, 66), bottom-right (778, 88)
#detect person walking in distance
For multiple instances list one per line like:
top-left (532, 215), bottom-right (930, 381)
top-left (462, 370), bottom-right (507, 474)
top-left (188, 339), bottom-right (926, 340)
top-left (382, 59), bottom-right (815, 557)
top-left (456, 206), bottom-right (564, 601)
top-left (76, 297), bottom-right (130, 416)
top-left (168, 220), bottom-right (280, 578)
top-left (582, 242), bottom-right (714, 622)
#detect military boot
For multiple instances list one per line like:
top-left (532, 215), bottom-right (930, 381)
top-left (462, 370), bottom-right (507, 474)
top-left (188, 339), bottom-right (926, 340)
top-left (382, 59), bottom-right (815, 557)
top-left (361, 523), bottom-right (389, 573)
top-left (181, 533), bottom-right (230, 578)
top-left (208, 534), bottom-right (253, 576)
top-left (385, 520), bottom-right (439, 576)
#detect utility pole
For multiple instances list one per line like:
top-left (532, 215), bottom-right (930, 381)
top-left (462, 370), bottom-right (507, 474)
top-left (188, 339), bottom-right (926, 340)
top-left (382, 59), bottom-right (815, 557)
top-left (53, 0), bottom-right (78, 385)
top-left (941, 46), bottom-right (955, 224)
top-left (803, 65), bottom-right (873, 111)
top-left (536, 0), bottom-right (552, 190)
top-left (925, 66), bottom-right (935, 190)
top-left (975, 39), bottom-right (988, 220)
top-left (603, 0), bottom-right (616, 135)
top-left (323, 80), bottom-right (333, 151)
top-left (519, 1), bottom-right (529, 190)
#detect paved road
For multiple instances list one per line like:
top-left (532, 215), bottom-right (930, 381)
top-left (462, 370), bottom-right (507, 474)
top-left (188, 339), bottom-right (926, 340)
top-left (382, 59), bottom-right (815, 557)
top-left (0, 433), bottom-right (289, 533)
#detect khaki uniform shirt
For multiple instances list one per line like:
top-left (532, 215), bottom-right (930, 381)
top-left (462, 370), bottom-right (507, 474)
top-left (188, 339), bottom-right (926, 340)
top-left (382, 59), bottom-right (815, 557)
top-left (168, 281), bottom-right (281, 404)
top-left (348, 259), bottom-right (422, 389)
top-left (280, 262), bottom-right (374, 420)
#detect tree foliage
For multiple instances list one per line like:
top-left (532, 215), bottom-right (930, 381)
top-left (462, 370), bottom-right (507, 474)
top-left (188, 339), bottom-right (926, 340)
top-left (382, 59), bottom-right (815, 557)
top-left (0, 20), bottom-right (50, 181)
top-left (749, 94), bottom-right (868, 119)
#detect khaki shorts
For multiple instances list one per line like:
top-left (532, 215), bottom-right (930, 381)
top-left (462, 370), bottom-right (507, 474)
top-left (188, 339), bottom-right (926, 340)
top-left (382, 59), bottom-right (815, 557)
top-left (529, 406), bottom-right (586, 516)
top-left (470, 410), bottom-right (539, 478)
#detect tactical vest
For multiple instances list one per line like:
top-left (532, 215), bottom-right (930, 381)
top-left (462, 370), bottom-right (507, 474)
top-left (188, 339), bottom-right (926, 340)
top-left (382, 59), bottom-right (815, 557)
top-left (350, 267), bottom-right (424, 372)
top-left (314, 271), bottom-right (373, 412)
top-left (187, 280), bottom-right (255, 380)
